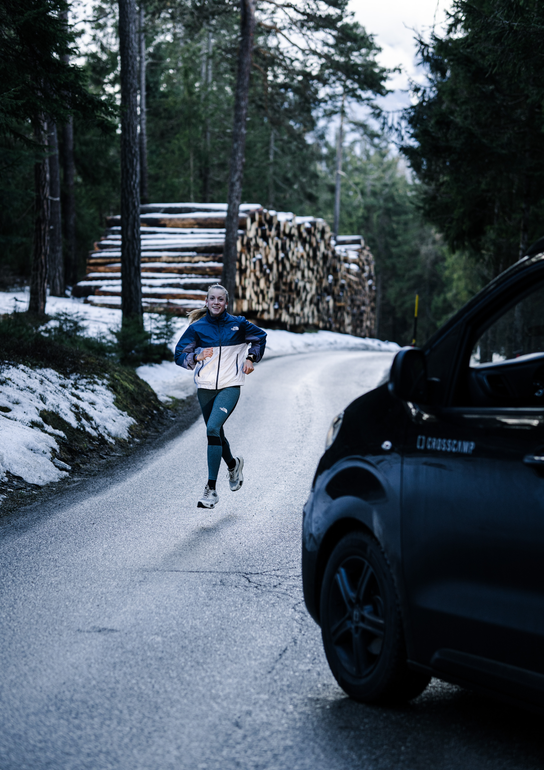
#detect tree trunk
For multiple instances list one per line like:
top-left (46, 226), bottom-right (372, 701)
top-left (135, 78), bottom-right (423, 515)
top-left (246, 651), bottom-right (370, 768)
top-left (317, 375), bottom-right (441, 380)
top-left (119, 0), bottom-right (142, 324)
top-left (59, 8), bottom-right (77, 288)
top-left (223, 0), bottom-right (257, 309)
top-left (333, 91), bottom-right (345, 241)
top-left (48, 121), bottom-right (64, 296)
top-left (202, 30), bottom-right (213, 203)
top-left (61, 116), bottom-right (77, 286)
top-left (519, 155), bottom-right (531, 259)
top-left (29, 116), bottom-right (50, 315)
top-left (139, 2), bottom-right (149, 205)
top-left (189, 148), bottom-right (194, 201)
top-left (519, 198), bottom-right (530, 259)
top-left (518, 200), bottom-right (531, 259)
top-left (268, 126), bottom-right (275, 209)
top-left (374, 271), bottom-right (382, 339)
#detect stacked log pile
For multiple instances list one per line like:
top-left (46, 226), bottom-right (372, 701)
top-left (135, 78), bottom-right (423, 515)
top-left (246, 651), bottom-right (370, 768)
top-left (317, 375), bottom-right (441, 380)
top-left (73, 203), bottom-right (260, 315)
top-left (73, 203), bottom-right (375, 336)
top-left (236, 210), bottom-right (375, 337)
top-left (330, 235), bottom-right (376, 338)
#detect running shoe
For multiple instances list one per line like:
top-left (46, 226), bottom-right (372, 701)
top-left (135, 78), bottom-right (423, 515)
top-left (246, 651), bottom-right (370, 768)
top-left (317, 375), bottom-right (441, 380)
top-left (197, 485), bottom-right (219, 508)
top-left (228, 456), bottom-right (244, 491)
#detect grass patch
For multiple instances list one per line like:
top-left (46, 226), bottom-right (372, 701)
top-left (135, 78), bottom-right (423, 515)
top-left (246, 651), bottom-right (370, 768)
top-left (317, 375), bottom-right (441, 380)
top-left (40, 409), bottom-right (116, 471)
top-left (38, 406), bottom-right (162, 475)
top-left (0, 311), bottom-right (109, 374)
top-left (0, 310), bottom-right (176, 371)
top-left (113, 316), bottom-right (175, 365)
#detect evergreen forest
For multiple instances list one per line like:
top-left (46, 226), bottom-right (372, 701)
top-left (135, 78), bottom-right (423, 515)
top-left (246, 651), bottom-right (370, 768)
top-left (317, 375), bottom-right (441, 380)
top-left (1, 0), bottom-right (543, 344)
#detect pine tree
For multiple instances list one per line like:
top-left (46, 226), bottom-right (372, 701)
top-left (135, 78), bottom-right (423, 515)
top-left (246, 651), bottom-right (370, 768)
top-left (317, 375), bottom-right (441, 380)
top-left (402, 0), bottom-right (544, 276)
top-left (0, 0), bottom-right (113, 313)
top-left (319, 135), bottom-right (480, 344)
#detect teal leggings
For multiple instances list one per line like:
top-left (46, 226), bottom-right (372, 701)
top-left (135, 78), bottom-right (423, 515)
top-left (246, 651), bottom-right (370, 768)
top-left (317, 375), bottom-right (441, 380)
top-left (197, 387), bottom-right (241, 481)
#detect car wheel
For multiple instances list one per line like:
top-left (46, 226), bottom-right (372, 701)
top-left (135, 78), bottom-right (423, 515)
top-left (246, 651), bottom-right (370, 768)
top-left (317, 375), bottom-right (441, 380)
top-left (320, 531), bottom-right (430, 704)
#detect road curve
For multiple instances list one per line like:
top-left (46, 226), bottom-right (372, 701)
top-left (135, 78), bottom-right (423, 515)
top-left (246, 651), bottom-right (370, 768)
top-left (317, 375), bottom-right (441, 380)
top-left (1, 351), bottom-right (543, 770)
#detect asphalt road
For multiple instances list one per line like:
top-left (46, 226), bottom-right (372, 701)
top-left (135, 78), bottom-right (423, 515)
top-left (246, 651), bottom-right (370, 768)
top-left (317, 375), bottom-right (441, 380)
top-left (1, 350), bottom-right (543, 770)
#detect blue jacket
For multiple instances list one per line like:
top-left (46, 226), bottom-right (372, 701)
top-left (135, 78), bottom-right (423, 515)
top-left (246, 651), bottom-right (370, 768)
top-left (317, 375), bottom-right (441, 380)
top-left (174, 311), bottom-right (267, 389)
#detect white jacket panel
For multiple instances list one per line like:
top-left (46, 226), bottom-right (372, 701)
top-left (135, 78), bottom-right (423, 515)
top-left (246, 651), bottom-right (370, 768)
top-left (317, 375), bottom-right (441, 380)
top-left (194, 342), bottom-right (249, 389)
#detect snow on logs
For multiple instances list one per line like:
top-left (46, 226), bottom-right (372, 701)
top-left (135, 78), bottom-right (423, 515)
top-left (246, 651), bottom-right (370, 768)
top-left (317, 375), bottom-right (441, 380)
top-left (73, 203), bottom-right (376, 336)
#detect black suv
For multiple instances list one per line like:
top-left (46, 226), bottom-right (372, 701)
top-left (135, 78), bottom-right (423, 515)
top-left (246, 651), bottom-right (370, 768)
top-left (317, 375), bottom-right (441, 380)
top-left (302, 242), bottom-right (544, 711)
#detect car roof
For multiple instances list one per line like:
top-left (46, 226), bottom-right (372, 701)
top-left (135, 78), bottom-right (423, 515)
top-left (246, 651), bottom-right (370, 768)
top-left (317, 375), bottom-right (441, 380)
top-left (424, 249), bottom-right (544, 352)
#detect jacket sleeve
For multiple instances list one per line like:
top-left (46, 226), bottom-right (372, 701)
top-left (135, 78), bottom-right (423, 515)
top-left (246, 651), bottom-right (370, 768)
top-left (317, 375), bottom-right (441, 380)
top-left (174, 324), bottom-right (200, 370)
top-left (242, 318), bottom-right (267, 363)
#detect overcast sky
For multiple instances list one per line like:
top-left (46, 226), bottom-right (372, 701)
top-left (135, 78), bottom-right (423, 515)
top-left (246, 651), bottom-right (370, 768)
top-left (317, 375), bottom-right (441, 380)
top-left (350, 0), bottom-right (454, 113)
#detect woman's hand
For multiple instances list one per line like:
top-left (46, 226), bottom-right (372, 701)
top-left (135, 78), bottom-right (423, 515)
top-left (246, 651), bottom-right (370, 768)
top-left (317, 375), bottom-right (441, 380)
top-left (196, 347), bottom-right (213, 362)
top-left (242, 358), bottom-right (254, 375)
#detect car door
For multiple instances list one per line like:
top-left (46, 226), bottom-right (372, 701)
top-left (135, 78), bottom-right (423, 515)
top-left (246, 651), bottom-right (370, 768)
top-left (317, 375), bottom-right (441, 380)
top-left (401, 276), bottom-right (544, 691)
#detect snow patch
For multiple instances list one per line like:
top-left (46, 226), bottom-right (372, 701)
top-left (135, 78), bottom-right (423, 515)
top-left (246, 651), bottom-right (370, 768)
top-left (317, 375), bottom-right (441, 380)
top-left (0, 364), bottom-right (135, 487)
top-left (136, 361), bottom-right (196, 403)
top-left (0, 418), bottom-right (65, 486)
top-left (264, 329), bottom-right (398, 359)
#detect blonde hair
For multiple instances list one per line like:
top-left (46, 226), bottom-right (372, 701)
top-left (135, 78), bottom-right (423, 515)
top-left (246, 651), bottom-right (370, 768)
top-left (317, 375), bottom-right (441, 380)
top-left (187, 284), bottom-right (229, 324)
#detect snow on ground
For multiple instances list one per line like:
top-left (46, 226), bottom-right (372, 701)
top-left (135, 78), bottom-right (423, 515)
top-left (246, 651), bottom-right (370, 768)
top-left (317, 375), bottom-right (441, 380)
top-left (0, 365), bottom-right (135, 489)
top-left (0, 289), bottom-right (398, 491)
top-left (0, 289), bottom-right (129, 341)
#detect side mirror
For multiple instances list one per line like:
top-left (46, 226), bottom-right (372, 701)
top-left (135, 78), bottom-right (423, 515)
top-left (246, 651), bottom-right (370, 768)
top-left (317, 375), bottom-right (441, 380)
top-left (388, 347), bottom-right (429, 402)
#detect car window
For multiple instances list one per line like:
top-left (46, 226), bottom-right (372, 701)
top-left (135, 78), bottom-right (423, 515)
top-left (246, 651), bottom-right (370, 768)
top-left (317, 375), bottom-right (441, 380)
top-left (470, 282), bottom-right (544, 366)
top-left (426, 323), bottom-right (463, 404)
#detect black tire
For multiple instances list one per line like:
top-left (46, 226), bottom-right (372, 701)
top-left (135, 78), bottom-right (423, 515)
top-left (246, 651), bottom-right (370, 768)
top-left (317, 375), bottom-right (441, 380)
top-left (320, 531), bottom-right (430, 705)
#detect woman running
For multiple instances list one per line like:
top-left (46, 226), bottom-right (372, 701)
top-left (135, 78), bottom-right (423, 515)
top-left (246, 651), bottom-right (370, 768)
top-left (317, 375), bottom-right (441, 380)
top-left (174, 284), bottom-right (267, 509)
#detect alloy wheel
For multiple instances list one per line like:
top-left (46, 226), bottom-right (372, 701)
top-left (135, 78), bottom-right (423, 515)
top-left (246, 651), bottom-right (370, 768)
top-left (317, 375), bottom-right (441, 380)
top-left (328, 555), bottom-right (385, 678)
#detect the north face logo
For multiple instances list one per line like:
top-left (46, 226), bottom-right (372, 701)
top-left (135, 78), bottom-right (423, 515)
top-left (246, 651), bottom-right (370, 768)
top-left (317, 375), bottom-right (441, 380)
top-left (231, 326), bottom-right (239, 331)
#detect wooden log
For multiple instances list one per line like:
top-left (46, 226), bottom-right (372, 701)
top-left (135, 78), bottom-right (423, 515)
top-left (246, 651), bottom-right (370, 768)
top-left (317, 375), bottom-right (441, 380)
top-left (88, 254), bottom-right (222, 266)
top-left (85, 297), bottom-right (200, 316)
top-left (94, 288), bottom-right (208, 301)
top-left (87, 262), bottom-right (222, 274)
top-left (90, 263), bottom-right (222, 276)
top-left (140, 203), bottom-right (262, 215)
top-left (95, 241), bottom-right (224, 253)
top-left (106, 214), bottom-right (249, 229)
